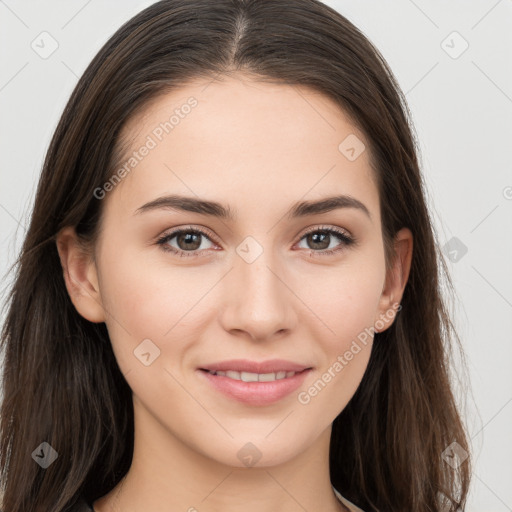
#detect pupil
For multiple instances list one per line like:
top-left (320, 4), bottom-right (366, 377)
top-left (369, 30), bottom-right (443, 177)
top-left (179, 232), bottom-right (201, 250)
top-left (310, 232), bottom-right (329, 250)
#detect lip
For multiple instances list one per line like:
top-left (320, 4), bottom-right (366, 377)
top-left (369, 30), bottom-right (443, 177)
top-left (199, 359), bottom-right (312, 374)
top-left (196, 367), bottom-right (313, 406)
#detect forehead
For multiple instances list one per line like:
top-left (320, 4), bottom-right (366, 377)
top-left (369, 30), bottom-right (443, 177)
top-left (106, 73), bottom-right (379, 222)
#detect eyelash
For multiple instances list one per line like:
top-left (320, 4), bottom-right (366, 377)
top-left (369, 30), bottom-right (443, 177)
top-left (155, 225), bottom-right (356, 258)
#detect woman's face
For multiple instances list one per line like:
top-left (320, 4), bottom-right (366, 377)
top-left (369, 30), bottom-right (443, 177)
top-left (72, 73), bottom-right (408, 468)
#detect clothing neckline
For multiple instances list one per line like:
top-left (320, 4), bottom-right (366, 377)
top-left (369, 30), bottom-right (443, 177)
top-left (332, 486), bottom-right (365, 512)
top-left (84, 487), bottom-right (364, 512)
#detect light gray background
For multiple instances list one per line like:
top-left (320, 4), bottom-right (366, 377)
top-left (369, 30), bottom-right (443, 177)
top-left (0, 1), bottom-right (511, 510)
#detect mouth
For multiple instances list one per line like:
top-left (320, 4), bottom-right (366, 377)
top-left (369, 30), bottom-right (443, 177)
top-left (196, 363), bottom-right (313, 406)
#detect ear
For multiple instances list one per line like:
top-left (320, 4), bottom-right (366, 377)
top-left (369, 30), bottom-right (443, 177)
top-left (55, 226), bottom-right (106, 323)
top-left (374, 227), bottom-right (413, 332)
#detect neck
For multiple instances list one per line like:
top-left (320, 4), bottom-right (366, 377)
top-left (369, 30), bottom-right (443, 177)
top-left (93, 396), bottom-right (347, 512)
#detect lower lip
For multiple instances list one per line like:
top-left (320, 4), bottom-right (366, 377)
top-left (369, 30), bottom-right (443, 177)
top-left (197, 368), bottom-right (312, 406)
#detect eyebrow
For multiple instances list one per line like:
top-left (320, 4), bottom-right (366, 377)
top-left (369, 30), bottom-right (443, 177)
top-left (135, 194), bottom-right (372, 221)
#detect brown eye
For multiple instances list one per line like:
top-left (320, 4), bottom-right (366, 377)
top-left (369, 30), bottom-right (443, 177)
top-left (305, 231), bottom-right (331, 250)
top-left (156, 227), bottom-right (216, 257)
top-left (175, 231), bottom-right (203, 251)
top-left (296, 226), bottom-right (355, 256)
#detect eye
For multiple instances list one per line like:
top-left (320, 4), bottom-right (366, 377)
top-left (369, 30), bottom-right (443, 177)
top-left (156, 224), bottom-right (356, 259)
top-left (295, 225), bottom-right (355, 257)
top-left (156, 226), bottom-right (217, 257)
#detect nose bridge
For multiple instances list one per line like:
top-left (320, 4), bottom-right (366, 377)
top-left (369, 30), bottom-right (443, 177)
top-left (222, 235), bottom-right (295, 339)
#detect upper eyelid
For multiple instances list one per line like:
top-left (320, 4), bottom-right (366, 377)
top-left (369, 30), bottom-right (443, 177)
top-left (300, 224), bottom-right (352, 238)
top-left (161, 225), bottom-right (218, 243)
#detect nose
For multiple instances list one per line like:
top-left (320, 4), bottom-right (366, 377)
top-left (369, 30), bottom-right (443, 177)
top-left (219, 246), bottom-right (297, 342)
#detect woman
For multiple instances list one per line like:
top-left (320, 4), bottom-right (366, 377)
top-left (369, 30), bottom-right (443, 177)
top-left (0, 1), bottom-right (472, 511)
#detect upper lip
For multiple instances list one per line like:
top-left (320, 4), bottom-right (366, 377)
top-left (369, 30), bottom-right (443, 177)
top-left (199, 359), bottom-right (312, 374)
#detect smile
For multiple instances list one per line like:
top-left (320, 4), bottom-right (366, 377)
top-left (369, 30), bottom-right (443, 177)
top-left (198, 368), bottom-right (312, 406)
top-left (206, 370), bottom-right (297, 382)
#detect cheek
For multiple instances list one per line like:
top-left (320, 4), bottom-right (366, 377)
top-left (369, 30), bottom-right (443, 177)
top-left (301, 256), bottom-right (385, 346)
top-left (95, 243), bottom-right (181, 372)
top-left (295, 257), bottom-right (384, 408)
top-left (99, 242), bottom-right (206, 334)
top-left (97, 243), bottom-right (225, 379)
top-left (98, 232), bottom-right (384, 383)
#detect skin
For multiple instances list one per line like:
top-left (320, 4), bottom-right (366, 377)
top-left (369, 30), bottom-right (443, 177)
top-left (57, 72), bottom-right (413, 512)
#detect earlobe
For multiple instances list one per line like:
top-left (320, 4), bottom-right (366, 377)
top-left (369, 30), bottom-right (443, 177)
top-left (375, 228), bottom-right (413, 332)
top-left (55, 226), bottom-right (106, 323)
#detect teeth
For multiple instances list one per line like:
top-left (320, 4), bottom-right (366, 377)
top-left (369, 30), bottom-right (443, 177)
top-left (208, 370), bottom-right (298, 381)
top-left (259, 372), bottom-right (277, 382)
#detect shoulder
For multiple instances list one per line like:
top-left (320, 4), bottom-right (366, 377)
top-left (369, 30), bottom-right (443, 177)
top-left (0, 497), bottom-right (93, 512)
top-left (333, 486), bottom-right (366, 512)
top-left (68, 496), bottom-right (94, 512)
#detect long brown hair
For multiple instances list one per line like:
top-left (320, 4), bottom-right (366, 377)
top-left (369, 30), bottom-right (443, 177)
top-left (0, 1), bottom-right (472, 510)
